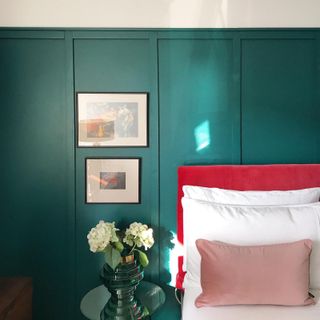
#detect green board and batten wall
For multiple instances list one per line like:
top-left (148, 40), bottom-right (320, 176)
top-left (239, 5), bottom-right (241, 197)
top-left (0, 29), bottom-right (319, 320)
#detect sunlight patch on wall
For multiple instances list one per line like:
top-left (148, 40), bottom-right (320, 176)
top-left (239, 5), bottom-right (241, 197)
top-left (167, 232), bottom-right (184, 287)
top-left (194, 120), bottom-right (211, 152)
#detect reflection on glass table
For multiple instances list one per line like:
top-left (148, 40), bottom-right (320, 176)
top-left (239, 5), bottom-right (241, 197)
top-left (80, 281), bottom-right (166, 320)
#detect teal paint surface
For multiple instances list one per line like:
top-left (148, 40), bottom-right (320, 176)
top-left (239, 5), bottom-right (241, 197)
top-left (73, 34), bottom-right (160, 319)
top-left (0, 35), bottom-right (73, 320)
top-left (0, 29), bottom-right (319, 320)
top-left (158, 39), bottom-right (240, 307)
top-left (241, 34), bottom-right (319, 163)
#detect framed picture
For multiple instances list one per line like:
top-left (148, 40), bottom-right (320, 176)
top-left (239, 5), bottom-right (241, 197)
top-left (86, 158), bottom-right (141, 203)
top-left (77, 92), bottom-right (148, 147)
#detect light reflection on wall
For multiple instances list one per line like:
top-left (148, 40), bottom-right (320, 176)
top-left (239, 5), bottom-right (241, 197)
top-left (194, 120), bottom-right (211, 152)
top-left (167, 231), bottom-right (184, 286)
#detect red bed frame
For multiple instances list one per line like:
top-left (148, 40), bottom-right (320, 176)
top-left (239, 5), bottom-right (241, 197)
top-left (176, 164), bottom-right (320, 289)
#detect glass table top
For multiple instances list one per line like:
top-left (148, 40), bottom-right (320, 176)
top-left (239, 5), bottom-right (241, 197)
top-left (80, 281), bottom-right (166, 320)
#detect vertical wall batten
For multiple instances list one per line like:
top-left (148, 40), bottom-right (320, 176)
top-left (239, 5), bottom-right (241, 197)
top-left (231, 34), bottom-right (242, 164)
top-left (64, 30), bottom-right (77, 320)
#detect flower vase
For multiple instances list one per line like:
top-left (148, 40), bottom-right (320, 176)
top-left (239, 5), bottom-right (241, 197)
top-left (100, 254), bottom-right (147, 320)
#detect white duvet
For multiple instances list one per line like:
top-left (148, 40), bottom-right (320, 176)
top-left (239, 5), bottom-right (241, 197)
top-left (182, 287), bottom-right (320, 320)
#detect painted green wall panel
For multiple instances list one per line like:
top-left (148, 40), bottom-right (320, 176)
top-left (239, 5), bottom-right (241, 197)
top-left (73, 37), bottom-right (160, 318)
top-left (158, 39), bottom-right (240, 309)
top-left (0, 38), bottom-right (71, 320)
top-left (241, 38), bottom-right (320, 163)
top-left (1, 29), bottom-right (320, 320)
top-left (74, 38), bottom-right (152, 90)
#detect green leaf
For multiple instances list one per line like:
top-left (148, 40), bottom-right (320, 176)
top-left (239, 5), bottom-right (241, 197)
top-left (142, 307), bottom-right (150, 317)
top-left (114, 241), bottom-right (124, 253)
top-left (104, 246), bottom-right (121, 270)
top-left (137, 250), bottom-right (149, 267)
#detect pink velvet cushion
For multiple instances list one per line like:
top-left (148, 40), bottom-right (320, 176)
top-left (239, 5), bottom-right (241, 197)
top-left (195, 239), bottom-right (314, 307)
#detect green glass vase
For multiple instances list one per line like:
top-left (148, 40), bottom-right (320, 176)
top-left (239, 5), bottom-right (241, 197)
top-left (100, 254), bottom-right (148, 320)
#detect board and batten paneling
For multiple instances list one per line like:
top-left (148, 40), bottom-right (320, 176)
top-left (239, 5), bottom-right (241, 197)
top-left (158, 35), bottom-right (240, 302)
top-left (72, 33), bottom-right (160, 319)
top-left (0, 32), bottom-right (74, 320)
top-left (0, 29), bottom-right (320, 320)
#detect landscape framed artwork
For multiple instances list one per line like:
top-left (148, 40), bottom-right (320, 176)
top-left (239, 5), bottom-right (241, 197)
top-left (77, 92), bottom-right (148, 147)
top-left (86, 158), bottom-right (141, 203)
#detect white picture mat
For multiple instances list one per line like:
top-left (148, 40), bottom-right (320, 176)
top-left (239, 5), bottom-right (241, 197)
top-left (78, 93), bottom-right (147, 146)
top-left (86, 158), bottom-right (140, 203)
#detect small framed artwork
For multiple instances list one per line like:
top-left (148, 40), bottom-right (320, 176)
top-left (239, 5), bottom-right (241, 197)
top-left (77, 92), bottom-right (148, 147)
top-left (86, 158), bottom-right (141, 203)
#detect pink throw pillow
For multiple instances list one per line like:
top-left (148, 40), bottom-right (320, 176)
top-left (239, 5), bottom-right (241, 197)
top-left (195, 239), bottom-right (314, 307)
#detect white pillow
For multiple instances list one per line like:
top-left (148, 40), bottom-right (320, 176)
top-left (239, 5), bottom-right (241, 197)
top-left (183, 185), bottom-right (320, 205)
top-left (181, 197), bottom-right (320, 289)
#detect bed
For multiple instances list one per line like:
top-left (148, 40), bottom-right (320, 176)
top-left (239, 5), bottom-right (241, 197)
top-left (182, 287), bottom-right (320, 320)
top-left (176, 164), bottom-right (320, 320)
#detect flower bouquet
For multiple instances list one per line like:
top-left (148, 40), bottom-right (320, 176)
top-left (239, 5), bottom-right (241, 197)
top-left (87, 220), bottom-right (154, 319)
top-left (87, 220), bottom-right (154, 269)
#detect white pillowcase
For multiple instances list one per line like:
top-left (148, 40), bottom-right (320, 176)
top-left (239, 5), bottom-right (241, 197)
top-left (181, 197), bottom-right (320, 289)
top-left (183, 185), bottom-right (320, 205)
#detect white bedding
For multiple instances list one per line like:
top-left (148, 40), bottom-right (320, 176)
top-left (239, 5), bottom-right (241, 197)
top-left (182, 287), bottom-right (320, 320)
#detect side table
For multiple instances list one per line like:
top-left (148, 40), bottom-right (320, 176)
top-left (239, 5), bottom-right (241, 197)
top-left (0, 277), bottom-right (32, 320)
top-left (80, 281), bottom-right (166, 320)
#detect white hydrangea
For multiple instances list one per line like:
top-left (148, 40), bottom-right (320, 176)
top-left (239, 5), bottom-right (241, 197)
top-left (87, 220), bottom-right (119, 253)
top-left (123, 222), bottom-right (154, 250)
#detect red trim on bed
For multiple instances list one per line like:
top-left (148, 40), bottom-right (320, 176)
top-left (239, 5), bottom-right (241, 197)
top-left (176, 164), bottom-right (320, 289)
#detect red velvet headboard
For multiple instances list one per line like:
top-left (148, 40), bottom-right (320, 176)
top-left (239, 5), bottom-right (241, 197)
top-left (176, 164), bottom-right (320, 289)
